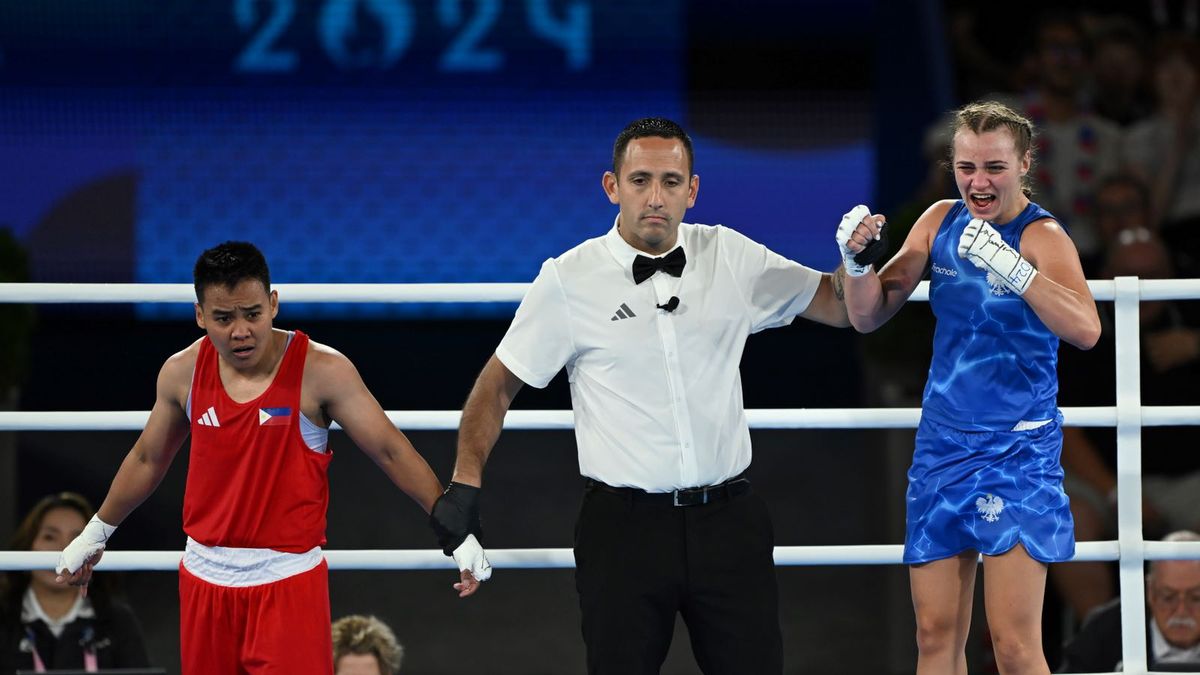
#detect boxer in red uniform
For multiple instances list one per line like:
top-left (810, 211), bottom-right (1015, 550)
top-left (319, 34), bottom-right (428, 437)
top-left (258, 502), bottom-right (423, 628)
top-left (53, 241), bottom-right (487, 673)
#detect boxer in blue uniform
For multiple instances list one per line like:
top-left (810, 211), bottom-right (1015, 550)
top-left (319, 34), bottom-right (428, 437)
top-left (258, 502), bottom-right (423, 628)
top-left (834, 101), bottom-right (1101, 675)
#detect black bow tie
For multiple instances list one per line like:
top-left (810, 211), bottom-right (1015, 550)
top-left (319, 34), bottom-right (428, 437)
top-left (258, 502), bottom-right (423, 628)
top-left (632, 247), bottom-right (686, 284)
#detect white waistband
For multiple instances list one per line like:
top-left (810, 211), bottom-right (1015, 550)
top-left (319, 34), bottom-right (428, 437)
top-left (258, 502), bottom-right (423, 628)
top-left (182, 537), bottom-right (323, 587)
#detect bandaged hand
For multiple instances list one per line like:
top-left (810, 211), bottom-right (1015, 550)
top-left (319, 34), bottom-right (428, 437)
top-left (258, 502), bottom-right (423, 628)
top-left (452, 533), bottom-right (492, 583)
top-left (957, 218), bottom-right (1038, 295)
top-left (430, 482), bottom-right (482, 555)
top-left (836, 205), bottom-right (886, 276)
top-left (56, 514), bottom-right (116, 579)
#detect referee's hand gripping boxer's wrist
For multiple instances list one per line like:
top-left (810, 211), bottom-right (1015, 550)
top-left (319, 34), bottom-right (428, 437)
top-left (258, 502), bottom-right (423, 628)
top-left (452, 534), bottom-right (491, 597)
top-left (430, 481), bottom-right (483, 554)
top-left (430, 482), bottom-right (492, 595)
top-left (835, 204), bottom-right (888, 276)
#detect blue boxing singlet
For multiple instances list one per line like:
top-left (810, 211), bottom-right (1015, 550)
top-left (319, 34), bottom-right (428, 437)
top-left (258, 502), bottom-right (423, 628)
top-left (903, 199), bottom-right (1075, 564)
top-left (922, 200), bottom-right (1060, 431)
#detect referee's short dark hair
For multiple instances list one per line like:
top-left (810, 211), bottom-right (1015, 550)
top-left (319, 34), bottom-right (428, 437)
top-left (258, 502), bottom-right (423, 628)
top-left (612, 117), bottom-right (694, 177)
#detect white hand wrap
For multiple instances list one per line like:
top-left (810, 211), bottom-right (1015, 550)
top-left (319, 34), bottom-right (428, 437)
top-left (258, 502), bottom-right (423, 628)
top-left (452, 533), bottom-right (492, 582)
top-left (836, 204), bottom-right (874, 277)
top-left (56, 514), bottom-right (116, 575)
top-left (957, 218), bottom-right (1038, 295)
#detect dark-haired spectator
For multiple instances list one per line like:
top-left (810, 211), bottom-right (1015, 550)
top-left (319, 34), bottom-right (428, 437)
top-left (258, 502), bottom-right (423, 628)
top-left (0, 492), bottom-right (150, 672)
top-left (1089, 18), bottom-right (1153, 128)
top-left (1092, 173), bottom-right (1200, 275)
top-left (1123, 33), bottom-right (1200, 260)
top-left (997, 12), bottom-right (1124, 263)
top-left (1094, 174), bottom-right (1154, 243)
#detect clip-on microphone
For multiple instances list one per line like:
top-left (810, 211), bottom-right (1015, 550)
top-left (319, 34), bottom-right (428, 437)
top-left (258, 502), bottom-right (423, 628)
top-left (656, 296), bottom-right (680, 312)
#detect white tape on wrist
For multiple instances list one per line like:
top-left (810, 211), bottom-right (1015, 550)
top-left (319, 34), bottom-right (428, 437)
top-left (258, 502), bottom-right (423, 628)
top-left (56, 514), bottom-right (116, 575)
top-left (836, 205), bottom-right (873, 277)
top-left (452, 533), bottom-right (492, 582)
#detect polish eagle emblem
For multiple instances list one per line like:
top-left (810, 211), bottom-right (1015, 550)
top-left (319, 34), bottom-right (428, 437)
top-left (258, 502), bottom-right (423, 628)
top-left (976, 494), bottom-right (1005, 523)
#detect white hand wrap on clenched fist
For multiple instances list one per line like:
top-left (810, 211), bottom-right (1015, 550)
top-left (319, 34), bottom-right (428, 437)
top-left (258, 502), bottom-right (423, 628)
top-left (957, 218), bottom-right (1038, 295)
top-left (56, 514), bottom-right (116, 575)
top-left (835, 204), bottom-right (874, 277)
top-left (452, 533), bottom-right (492, 582)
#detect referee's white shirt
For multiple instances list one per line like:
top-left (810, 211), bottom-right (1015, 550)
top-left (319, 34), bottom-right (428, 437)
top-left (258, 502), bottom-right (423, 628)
top-left (496, 220), bottom-right (822, 492)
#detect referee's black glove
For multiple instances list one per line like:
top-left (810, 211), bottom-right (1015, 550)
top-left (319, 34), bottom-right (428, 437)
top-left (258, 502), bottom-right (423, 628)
top-left (430, 482), bottom-right (482, 555)
top-left (853, 221), bottom-right (889, 267)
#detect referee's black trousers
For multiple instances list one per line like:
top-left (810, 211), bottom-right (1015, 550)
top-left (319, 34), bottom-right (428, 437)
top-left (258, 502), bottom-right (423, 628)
top-left (573, 481), bottom-right (783, 675)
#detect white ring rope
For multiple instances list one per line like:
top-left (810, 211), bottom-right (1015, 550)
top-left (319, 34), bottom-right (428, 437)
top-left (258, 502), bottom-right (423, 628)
top-left (2, 406), bottom-right (1200, 432)
top-left (10, 541), bottom-right (1200, 572)
top-left (2, 278), bottom-right (1199, 674)
top-left (0, 277), bottom-right (1189, 304)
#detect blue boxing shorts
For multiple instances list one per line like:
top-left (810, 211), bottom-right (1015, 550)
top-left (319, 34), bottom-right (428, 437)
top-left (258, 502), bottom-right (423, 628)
top-left (903, 412), bottom-right (1075, 565)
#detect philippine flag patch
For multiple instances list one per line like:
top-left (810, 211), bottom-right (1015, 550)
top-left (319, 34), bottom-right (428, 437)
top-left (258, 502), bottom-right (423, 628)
top-left (259, 407), bottom-right (292, 426)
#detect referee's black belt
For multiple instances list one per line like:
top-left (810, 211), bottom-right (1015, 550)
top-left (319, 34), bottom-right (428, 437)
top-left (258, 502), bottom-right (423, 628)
top-left (584, 474), bottom-right (750, 507)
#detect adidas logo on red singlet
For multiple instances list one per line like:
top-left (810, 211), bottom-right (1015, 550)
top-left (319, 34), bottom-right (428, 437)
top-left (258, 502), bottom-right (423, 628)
top-left (196, 406), bottom-right (220, 427)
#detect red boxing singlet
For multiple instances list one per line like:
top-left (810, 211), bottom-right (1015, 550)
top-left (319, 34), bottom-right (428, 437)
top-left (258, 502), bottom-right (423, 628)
top-left (183, 331), bottom-right (332, 552)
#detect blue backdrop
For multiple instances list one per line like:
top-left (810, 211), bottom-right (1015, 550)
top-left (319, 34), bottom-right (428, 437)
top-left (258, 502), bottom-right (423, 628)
top-left (0, 0), bottom-right (873, 317)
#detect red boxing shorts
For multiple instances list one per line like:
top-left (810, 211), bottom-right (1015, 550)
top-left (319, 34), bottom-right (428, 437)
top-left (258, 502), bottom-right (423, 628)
top-left (179, 559), bottom-right (333, 674)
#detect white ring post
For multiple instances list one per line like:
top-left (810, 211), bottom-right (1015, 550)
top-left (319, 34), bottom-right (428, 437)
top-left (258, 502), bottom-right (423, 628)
top-left (1114, 275), bottom-right (1148, 673)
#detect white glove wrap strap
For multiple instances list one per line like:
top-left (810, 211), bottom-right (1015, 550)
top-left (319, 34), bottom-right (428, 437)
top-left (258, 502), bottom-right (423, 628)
top-left (958, 219), bottom-right (1038, 295)
top-left (56, 514), bottom-right (116, 575)
top-left (451, 533), bottom-right (492, 582)
top-left (836, 204), bottom-right (873, 277)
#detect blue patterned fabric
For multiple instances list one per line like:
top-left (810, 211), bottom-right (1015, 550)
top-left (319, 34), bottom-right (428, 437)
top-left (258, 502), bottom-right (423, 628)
top-left (905, 199), bottom-right (1074, 564)
top-left (904, 413), bottom-right (1075, 564)
top-left (922, 200), bottom-right (1060, 431)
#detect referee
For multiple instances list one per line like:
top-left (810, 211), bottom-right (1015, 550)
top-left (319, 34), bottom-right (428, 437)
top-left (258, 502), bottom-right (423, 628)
top-left (431, 117), bottom-right (855, 675)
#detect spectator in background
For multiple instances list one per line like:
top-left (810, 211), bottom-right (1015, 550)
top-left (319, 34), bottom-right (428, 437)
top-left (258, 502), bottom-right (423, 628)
top-left (1059, 531), bottom-right (1200, 672)
top-left (1089, 18), bottom-right (1152, 128)
top-left (1148, 0), bottom-right (1200, 35)
top-left (1123, 34), bottom-right (1200, 259)
top-left (0, 492), bottom-right (150, 672)
top-left (1093, 173), bottom-right (1199, 275)
top-left (1094, 174), bottom-right (1156, 244)
top-left (944, 2), bottom-right (1035, 100)
top-left (995, 11), bottom-right (1124, 263)
top-left (1052, 233), bottom-right (1200, 623)
top-left (333, 615), bottom-right (403, 675)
